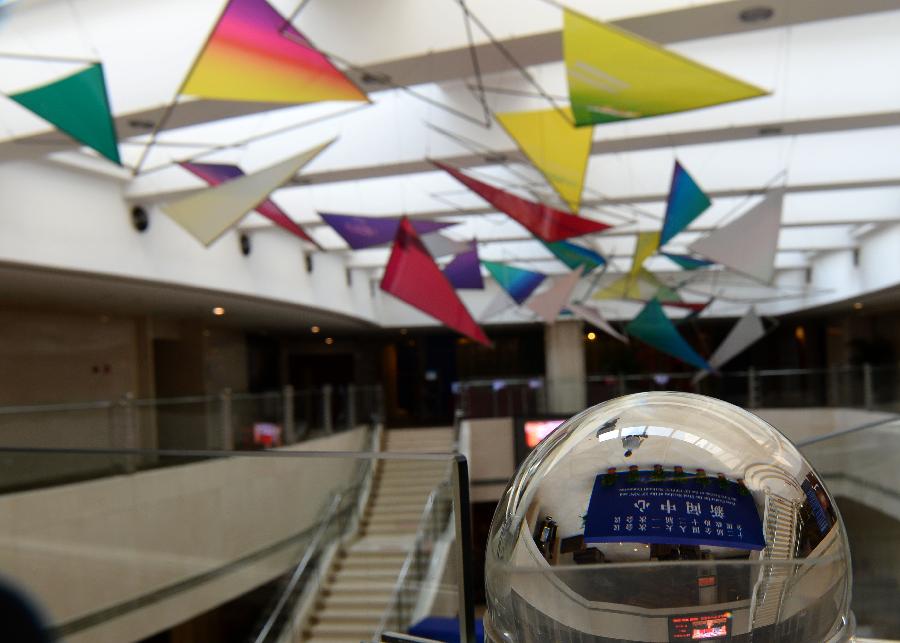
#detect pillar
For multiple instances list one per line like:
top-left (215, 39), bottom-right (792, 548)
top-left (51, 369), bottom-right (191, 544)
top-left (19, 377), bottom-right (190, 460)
top-left (544, 320), bottom-right (586, 413)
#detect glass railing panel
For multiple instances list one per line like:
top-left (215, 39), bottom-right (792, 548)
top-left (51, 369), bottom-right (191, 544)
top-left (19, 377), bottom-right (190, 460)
top-left (0, 442), bottom-right (466, 643)
top-left (800, 419), bottom-right (900, 640)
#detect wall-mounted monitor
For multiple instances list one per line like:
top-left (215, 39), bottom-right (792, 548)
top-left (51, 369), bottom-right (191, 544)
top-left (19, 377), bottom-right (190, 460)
top-left (513, 416), bottom-right (566, 464)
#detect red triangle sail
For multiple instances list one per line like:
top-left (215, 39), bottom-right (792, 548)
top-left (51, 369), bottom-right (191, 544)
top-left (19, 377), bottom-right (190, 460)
top-left (381, 218), bottom-right (490, 346)
top-left (432, 160), bottom-right (610, 242)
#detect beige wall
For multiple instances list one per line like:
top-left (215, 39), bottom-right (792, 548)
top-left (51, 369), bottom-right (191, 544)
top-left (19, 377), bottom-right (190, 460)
top-left (0, 427), bottom-right (368, 643)
top-left (0, 309), bottom-right (258, 487)
top-left (465, 417), bottom-right (516, 502)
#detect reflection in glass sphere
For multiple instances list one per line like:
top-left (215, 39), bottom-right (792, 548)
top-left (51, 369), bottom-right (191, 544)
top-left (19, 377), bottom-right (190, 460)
top-left (485, 393), bottom-right (852, 642)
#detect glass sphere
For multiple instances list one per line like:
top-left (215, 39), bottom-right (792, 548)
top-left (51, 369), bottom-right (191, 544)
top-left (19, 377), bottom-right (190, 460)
top-left (485, 392), bottom-right (852, 643)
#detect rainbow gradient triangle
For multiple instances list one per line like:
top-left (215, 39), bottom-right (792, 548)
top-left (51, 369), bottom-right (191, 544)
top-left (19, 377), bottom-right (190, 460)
top-left (182, 0), bottom-right (367, 104)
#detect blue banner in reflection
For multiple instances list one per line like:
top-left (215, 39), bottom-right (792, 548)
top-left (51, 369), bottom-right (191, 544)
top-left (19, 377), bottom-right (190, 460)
top-left (584, 470), bottom-right (765, 550)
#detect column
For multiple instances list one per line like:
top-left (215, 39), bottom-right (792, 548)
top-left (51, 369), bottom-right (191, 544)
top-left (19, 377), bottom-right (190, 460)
top-left (544, 320), bottom-right (586, 413)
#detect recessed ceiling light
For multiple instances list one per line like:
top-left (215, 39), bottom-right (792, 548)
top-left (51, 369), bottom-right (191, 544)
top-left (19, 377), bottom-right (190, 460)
top-left (212, 306), bottom-right (225, 316)
top-left (311, 325), bottom-right (321, 334)
top-left (325, 337), bottom-right (334, 345)
top-left (587, 332), bottom-right (597, 341)
top-left (739, 6), bottom-right (774, 23)
top-left (853, 302), bottom-right (864, 310)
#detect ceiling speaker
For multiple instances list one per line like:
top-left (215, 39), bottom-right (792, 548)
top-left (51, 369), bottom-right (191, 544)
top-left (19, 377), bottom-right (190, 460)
top-left (131, 206), bottom-right (149, 232)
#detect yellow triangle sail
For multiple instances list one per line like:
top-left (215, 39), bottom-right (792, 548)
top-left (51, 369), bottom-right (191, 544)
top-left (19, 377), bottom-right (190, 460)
top-left (631, 230), bottom-right (660, 276)
top-left (564, 9), bottom-right (768, 127)
top-left (496, 107), bottom-right (592, 213)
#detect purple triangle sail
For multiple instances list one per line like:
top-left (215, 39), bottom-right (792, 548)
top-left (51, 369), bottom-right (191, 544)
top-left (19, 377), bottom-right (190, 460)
top-left (443, 242), bottom-right (483, 289)
top-left (319, 212), bottom-right (454, 250)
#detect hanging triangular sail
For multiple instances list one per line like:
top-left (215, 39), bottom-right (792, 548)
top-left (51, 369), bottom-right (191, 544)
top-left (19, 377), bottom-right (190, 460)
top-left (180, 161), bottom-right (320, 247)
top-left (661, 253), bottom-right (714, 271)
top-left (421, 232), bottom-right (471, 258)
top-left (10, 63), bottom-right (120, 164)
top-left (443, 242), bottom-right (484, 290)
top-left (659, 162), bottom-right (711, 246)
top-left (496, 107), bottom-right (592, 212)
top-left (480, 290), bottom-right (514, 321)
top-left (526, 269), bottom-right (583, 323)
top-left (568, 303), bottom-right (629, 344)
top-left (709, 309), bottom-right (766, 371)
top-left (319, 213), bottom-right (453, 250)
top-left (689, 191), bottom-right (783, 283)
top-left (631, 231), bottom-right (660, 276)
top-left (433, 161), bottom-right (611, 241)
top-left (182, 0), bottom-right (366, 104)
top-left (381, 218), bottom-right (489, 346)
top-left (482, 261), bottom-right (546, 305)
top-left (162, 139), bottom-right (333, 246)
top-left (563, 8), bottom-right (767, 127)
top-left (543, 240), bottom-right (606, 274)
top-left (626, 298), bottom-right (710, 370)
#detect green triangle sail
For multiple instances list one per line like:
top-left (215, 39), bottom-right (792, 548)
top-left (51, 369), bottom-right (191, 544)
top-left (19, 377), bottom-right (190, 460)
top-left (10, 63), bottom-right (120, 165)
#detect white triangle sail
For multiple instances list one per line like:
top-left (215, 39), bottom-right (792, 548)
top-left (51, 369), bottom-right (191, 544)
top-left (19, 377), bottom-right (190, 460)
top-left (163, 139), bottom-right (334, 246)
top-left (689, 191), bottom-right (783, 284)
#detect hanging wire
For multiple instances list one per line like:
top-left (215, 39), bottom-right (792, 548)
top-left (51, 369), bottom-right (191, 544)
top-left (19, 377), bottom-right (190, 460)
top-left (457, 2), bottom-right (574, 126)
top-left (136, 102), bottom-right (370, 175)
top-left (456, 0), bottom-right (492, 127)
top-left (464, 84), bottom-right (570, 102)
top-left (65, 0), bottom-right (100, 59)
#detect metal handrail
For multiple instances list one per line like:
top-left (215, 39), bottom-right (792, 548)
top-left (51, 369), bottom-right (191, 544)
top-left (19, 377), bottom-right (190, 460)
top-left (454, 364), bottom-right (882, 388)
top-left (253, 493), bottom-right (343, 643)
top-left (373, 479), bottom-right (450, 641)
top-left (796, 413), bottom-right (900, 447)
top-left (0, 385), bottom-right (385, 415)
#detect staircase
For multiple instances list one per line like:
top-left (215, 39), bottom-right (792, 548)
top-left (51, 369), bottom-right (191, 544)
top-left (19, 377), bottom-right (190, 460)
top-left (301, 427), bottom-right (454, 643)
top-left (751, 493), bottom-right (799, 629)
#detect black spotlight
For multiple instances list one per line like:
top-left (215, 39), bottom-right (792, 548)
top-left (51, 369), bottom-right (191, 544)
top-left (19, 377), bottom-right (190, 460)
top-left (131, 206), bottom-right (149, 232)
top-left (239, 233), bottom-right (251, 256)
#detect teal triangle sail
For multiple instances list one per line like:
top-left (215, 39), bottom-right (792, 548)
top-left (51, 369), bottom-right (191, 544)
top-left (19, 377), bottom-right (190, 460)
top-left (10, 63), bottom-right (120, 165)
top-left (626, 298), bottom-right (710, 370)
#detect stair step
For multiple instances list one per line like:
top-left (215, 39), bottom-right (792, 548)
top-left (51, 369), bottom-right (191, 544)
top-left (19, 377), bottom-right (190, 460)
top-left (318, 594), bottom-right (392, 610)
top-left (306, 622), bottom-right (379, 638)
top-left (337, 556), bottom-right (405, 569)
top-left (322, 581), bottom-right (397, 596)
top-left (312, 608), bottom-right (385, 623)
top-left (329, 569), bottom-right (400, 582)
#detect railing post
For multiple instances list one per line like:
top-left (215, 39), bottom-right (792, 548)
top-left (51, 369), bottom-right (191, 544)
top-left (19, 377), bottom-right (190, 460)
top-left (347, 383), bottom-right (357, 430)
top-left (747, 367), bottom-right (759, 408)
top-left (322, 384), bottom-right (333, 434)
top-left (535, 379), bottom-right (547, 414)
top-left (375, 385), bottom-right (385, 424)
top-left (617, 373), bottom-right (627, 397)
top-left (219, 388), bottom-right (233, 449)
top-left (282, 385), bottom-right (295, 445)
top-left (863, 363), bottom-right (874, 410)
top-left (826, 366), bottom-right (839, 407)
top-left (119, 392), bottom-right (137, 473)
top-left (451, 455), bottom-right (476, 643)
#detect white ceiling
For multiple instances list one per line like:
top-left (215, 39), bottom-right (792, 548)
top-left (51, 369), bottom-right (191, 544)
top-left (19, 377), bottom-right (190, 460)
top-left (0, 0), bottom-right (899, 321)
